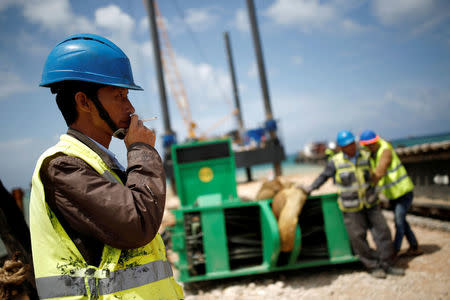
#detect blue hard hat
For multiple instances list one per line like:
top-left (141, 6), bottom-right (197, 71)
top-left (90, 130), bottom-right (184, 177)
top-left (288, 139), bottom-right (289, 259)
top-left (360, 129), bottom-right (379, 145)
top-left (336, 130), bottom-right (355, 147)
top-left (40, 33), bottom-right (143, 90)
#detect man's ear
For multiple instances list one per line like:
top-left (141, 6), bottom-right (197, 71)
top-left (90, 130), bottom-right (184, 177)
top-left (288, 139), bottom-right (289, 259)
top-left (74, 91), bottom-right (92, 113)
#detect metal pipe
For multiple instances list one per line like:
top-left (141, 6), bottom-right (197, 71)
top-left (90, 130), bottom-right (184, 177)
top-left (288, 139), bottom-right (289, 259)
top-left (144, 0), bottom-right (174, 137)
top-left (246, 0), bottom-right (273, 120)
top-left (246, 0), bottom-right (282, 176)
top-left (224, 32), bottom-right (244, 131)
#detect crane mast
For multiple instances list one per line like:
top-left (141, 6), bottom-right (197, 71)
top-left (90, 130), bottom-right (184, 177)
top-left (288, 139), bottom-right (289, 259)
top-left (154, 1), bottom-right (197, 139)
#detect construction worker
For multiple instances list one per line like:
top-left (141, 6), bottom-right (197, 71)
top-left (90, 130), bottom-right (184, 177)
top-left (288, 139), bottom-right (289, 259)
top-left (324, 148), bottom-right (335, 161)
top-left (360, 130), bottom-right (423, 256)
top-left (303, 130), bottom-right (404, 278)
top-left (29, 34), bottom-right (184, 299)
top-left (324, 141), bottom-right (338, 161)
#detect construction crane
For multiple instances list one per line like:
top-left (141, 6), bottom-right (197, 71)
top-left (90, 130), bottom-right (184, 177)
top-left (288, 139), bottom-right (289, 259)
top-left (198, 108), bottom-right (239, 139)
top-left (154, 1), bottom-right (197, 139)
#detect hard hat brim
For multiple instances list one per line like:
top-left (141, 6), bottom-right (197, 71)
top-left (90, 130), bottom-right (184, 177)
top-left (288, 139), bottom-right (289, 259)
top-left (40, 77), bottom-right (143, 91)
top-left (360, 135), bottom-right (379, 145)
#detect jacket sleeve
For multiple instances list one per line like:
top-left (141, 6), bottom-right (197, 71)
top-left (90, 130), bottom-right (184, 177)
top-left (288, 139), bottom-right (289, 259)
top-left (42, 143), bottom-right (166, 249)
top-left (308, 160), bottom-right (336, 193)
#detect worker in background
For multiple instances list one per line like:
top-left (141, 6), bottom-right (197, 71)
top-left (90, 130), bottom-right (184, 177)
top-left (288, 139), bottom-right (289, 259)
top-left (11, 188), bottom-right (24, 213)
top-left (360, 130), bottom-right (423, 256)
top-left (29, 34), bottom-right (184, 299)
top-left (324, 148), bottom-right (335, 161)
top-left (324, 141), bottom-right (338, 161)
top-left (303, 130), bottom-right (404, 279)
top-left (0, 180), bottom-right (38, 299)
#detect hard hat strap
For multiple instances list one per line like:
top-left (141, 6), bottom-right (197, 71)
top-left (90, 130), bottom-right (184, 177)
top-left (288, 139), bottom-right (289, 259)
top-left (89, 95), bottom-right (125, 140)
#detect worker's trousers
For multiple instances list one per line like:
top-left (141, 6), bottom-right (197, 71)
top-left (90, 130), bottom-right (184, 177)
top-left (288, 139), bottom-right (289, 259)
top-left (343, 205), bottom-right (394, 270)
top-left (390, 191), bottom-right (418, 252)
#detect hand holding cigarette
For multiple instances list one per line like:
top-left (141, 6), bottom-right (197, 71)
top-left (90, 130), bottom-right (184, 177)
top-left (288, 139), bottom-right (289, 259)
top-left (141, 116), bottom-right (158, 122)
top-left (124, 115), bottom-right (158, 148)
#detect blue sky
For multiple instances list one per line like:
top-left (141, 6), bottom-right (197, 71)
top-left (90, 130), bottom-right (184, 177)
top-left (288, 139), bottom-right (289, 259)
top-left (1, 0), bottom-right (449, 189)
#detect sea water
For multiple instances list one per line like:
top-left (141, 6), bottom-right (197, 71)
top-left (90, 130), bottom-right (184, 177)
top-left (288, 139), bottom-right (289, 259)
top-left (235, 153), bottom-right (323, 182)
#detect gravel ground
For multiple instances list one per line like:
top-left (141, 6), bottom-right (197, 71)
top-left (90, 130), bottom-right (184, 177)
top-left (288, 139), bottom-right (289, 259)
top-left (180, 218), bottom-right (450, 300)
top-left (166, 173), bottom-right (450, 300)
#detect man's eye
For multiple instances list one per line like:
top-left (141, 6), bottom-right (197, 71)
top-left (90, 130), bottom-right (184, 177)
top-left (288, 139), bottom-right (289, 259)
top-left (116, 94), bottom-right (126, 101)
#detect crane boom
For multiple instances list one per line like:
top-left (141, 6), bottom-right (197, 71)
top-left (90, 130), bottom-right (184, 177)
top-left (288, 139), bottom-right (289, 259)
top-left (154, 1), bottom-right (196, 138)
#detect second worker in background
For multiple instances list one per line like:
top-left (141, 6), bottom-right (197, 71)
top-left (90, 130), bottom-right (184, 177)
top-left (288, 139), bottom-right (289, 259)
top-left (360, 130), bottom-right (423, 257)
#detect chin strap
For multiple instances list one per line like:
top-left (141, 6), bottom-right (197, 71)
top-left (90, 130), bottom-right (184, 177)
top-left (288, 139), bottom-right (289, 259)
top-left (89, 95), bottom-right (126, 140)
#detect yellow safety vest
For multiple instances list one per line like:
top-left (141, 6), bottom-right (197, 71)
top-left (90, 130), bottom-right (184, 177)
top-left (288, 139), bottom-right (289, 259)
top-left (372, 138), bottom-right (414, 200)
top-left (29, 134), bottom-right (184, 299)
top-left (332, 151), bottom-right (379, 213)
top-left (324, 148), bottom-right (335, 161)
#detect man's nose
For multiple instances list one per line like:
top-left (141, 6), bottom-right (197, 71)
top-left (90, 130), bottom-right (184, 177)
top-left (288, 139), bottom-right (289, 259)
top-left (126, 99), bottom-right (135, 114)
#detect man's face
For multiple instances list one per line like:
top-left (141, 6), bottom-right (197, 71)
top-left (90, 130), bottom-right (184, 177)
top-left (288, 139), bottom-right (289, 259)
top-left (365, 142), bottom-right (379, 154)
top-left (342, 142), bottom-right (356, 158)
top-left (95, 86), bottom-right (135, 134)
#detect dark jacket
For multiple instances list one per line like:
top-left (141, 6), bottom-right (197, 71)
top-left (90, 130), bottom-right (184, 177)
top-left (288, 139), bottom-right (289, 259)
top-left (40, 128), bottom-right (166, 266)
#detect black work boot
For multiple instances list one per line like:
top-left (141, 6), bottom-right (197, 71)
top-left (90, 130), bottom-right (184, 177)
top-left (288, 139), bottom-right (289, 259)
top-left (369, 268), bottom-right (387, 279)
top-left (385, 266), bottom-right (405, 276)
top-left (405, 246), bottom-right (424, 256)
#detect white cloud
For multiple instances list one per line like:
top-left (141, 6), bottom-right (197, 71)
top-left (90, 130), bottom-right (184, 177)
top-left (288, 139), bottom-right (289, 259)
top-left (0, 71), bottom-right (32, 100)
top-left (292, 55), bottom-right (303, 65)
top-left (184, 8), bottom-right (218, 32)
top-left (22, 0), bottom-right (94, 33)
top-left (248, 62), bottom-right (257, 78)
top-left (139, 41), bottom-right (153, 60)
top-left (151, 51), bottom-right (237, 139)
top-left (171, 53), bottom-right (232, 106)
top-left (265, 0), bottom-right (367, 34)
top-left (234, 8), bottom-right (249, 33)
top-left (372, 0), bottom-right (450, 35)
top-left (139, 17), bottom-right (149, 33)
top-left (266, 0), bottom-right (336, 30)
top-left (139, 15), bottom-right (171, 35)
top-left (95, 5), bottom-right (135, 34)
top-left (373, 0), bottom-right (435, 25)
top-left (340, 18), bottom-right (366, 34)
top-left (269, 83), bottom-right (450, 153)
top-left (0, 138), bottom-right (33, 149)
top-left (16, 30), bottom-right (51, 57)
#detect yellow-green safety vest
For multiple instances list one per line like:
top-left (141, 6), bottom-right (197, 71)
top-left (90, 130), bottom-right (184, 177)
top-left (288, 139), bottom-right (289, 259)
top-left (332, 150), bottom-right (379, 213)
top-left (324, 148), bottom-right (335, 161)
top-left (30, 134), bottom-right (184, 299)
top-left (372, 138), bottom-right (414, 200)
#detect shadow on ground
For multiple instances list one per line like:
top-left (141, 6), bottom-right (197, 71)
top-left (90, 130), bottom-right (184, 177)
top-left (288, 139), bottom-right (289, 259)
top-left (396, 243), bottom-right (441, 269)
top-left (183, 262), bottom-right (364, 294)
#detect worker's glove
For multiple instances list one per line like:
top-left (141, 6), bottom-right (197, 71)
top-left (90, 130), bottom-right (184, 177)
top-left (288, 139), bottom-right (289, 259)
top-left (297, 184), bottom-right (312, 195)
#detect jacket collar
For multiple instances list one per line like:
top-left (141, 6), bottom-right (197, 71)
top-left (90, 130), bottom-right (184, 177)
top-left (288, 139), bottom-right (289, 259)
top-left (66, 128), bottom-right (126, 180)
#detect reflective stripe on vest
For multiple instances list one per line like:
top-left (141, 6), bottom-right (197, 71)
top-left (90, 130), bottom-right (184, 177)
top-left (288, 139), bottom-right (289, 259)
top-left (374, 139), bottom-right (414, 200)
top-left (379, 174), bottom-right (409, 191)
top-left (333, 151), bottom-right (378, 212)
top-left (387, 163), bottom-right (403, 174)
top-left (36, 260), bottom-right (173, 298)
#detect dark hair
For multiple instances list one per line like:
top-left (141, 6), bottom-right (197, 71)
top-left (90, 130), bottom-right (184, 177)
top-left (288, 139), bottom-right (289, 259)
top-left (50, 81), bottom-right (105, 126)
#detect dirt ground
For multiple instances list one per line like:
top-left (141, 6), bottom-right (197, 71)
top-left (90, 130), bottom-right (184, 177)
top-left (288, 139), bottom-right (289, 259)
top-left (165, 173), bottom-right (450, 300)
top-left (180, 218), bottom-right (450, 300)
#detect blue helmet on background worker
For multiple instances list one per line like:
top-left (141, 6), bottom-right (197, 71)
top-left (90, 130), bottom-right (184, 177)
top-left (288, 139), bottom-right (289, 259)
top-left (359, 129), bottom-right (380, 145)
top-left (336, 130), bottom-right (355, 147)
top-left (40, 33), bottom-right (143, 90)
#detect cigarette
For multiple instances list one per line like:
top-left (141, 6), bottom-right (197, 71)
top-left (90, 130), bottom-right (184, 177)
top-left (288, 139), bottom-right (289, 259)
top-left (141, 117), bottom-right (158, 122)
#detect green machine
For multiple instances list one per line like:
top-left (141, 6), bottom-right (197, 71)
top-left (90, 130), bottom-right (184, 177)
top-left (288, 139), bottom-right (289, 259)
top-left (169, 139), bottom-right (358, 282)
